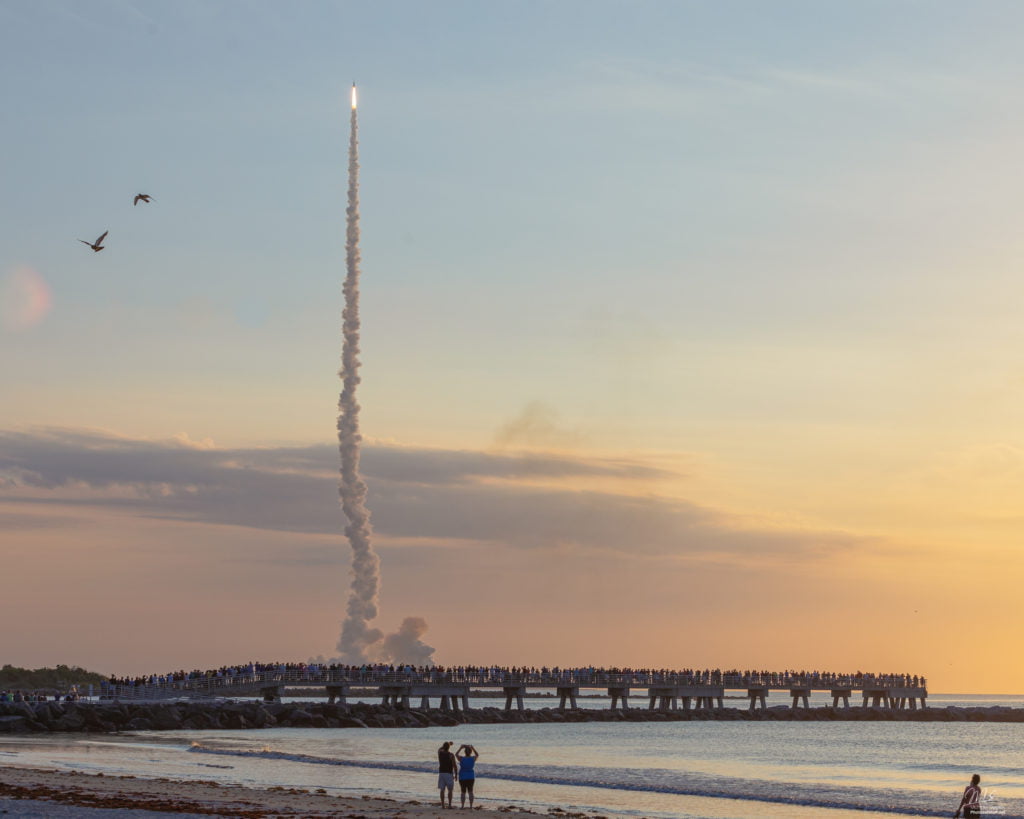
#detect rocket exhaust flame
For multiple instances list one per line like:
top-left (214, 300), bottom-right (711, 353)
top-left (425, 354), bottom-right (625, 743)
top-left (335, 84), bottom-right (434, 665)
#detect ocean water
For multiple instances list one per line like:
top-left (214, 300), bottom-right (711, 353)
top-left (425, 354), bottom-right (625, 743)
top-left (1, 694), bottom-right (1021, 819)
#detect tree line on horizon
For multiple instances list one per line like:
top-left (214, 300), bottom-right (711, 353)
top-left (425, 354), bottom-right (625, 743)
top-left (0, 664), bottom-right (107, 691)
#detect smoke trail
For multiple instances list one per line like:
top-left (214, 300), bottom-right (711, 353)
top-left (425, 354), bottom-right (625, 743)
top-left (336, 86), bottom-right (383, 662)
top-left (335, 86), bottom-right (434, 666)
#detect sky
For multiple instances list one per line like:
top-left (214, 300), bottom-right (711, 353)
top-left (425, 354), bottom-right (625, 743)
top-left (2, 0), bottom-right (1023, 692)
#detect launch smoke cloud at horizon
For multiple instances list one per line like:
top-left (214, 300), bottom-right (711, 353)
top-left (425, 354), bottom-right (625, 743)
top-left (335, 85), bottom-right (435, 666)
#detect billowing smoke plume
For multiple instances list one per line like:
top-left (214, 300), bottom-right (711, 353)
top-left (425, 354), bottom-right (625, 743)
top-left (335, 86), bottom-right (434, 666)
top-left (379, 617), bottom-right (436, 666)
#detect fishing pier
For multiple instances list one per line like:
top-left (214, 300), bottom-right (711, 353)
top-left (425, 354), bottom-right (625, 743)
top-left (101, 669), bottom-right (927, 712)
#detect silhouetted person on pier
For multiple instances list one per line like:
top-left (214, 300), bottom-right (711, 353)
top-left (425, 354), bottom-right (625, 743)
top-left (955, 773), bottom-right (981, 818)
top-left (437, 740), bottom-right (456, 808)
top-left (457, 743), bottom-right (478, 808)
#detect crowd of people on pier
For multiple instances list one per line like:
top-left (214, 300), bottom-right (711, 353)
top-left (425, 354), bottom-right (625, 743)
top-left (102, 663), bottom-right (926, 696)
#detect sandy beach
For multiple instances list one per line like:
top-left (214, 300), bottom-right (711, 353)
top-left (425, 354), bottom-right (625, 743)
top-left (0, 765), bottom-right (593, 818)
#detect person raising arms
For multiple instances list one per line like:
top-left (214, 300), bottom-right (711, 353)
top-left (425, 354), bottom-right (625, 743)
top-left (456, 744), bottom-right (479, 809)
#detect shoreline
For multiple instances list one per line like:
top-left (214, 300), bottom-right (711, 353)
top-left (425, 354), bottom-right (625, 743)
top-left (1, 728), bottom-right (1016, 819)
top-left (0, 764), bottom-right (573, 818)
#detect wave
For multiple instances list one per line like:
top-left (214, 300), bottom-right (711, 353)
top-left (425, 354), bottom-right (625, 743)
top-left (186, 743), bottom-right (974, 817)
top-left (896, 759), bottom-right (1024, 778)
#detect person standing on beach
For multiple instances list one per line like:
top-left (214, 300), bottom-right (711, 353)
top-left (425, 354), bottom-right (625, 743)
top-left (954, 773), bottom-right (982, 818)
top-left (437, 741), bottom-right (456, 809)
top-left (456, 743), bottom-right (478, 809)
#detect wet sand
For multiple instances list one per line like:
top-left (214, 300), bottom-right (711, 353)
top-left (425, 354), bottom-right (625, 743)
top-left (0, 765), bottom-right (603, 818)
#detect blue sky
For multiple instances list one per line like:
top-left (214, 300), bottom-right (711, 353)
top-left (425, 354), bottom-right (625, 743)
top-left (5, 1), bottom-right (1024, 445)
top-left (5, 1), bottom-right (1024, 449)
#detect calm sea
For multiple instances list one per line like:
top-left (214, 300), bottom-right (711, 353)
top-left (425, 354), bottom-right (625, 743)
top-left (1, 693), bottom-right (1020, 818)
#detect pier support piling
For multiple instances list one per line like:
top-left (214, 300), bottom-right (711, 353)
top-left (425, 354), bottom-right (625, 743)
top-left (380, 686), bottom-right (411, 709)
top-left (648, 686), bottom-right (678, 710)
top-left (679, 686), bottom-right (724, 711)
top-left (556, 686), bottom-right (579, 710)
top-left (790, 686), bottom-right (811, 709)
top-left (863, 688), bottom-right (887, 708)
top-left (409, 685), bottom-right (468, 712)
top-left (608, 686), bottom-right (630, 710)
top-left (883, 687), bottom-right (928, 710)
top-left (503, 685), bottom-right (525, 711)
top-left (830, 688), bottom-right (851, 708)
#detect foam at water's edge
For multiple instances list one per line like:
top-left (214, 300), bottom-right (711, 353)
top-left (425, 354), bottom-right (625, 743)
top-left (186, 743), bottom-right (955, 817)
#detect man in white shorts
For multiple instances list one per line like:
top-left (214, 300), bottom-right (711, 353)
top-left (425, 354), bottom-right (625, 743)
top-left (437, 740), bottom-right (456, 808)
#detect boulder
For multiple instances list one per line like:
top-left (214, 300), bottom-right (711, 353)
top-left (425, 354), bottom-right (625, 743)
top-left (213, 708), bottom-right (245, 729)
top-left (53, 711), bottom-right (87, 731)
top-left (263, 702), bottom-right (288, 718)
top-left (287, 709), bottom-right (314, 727)
top-left (0, 716), bottom-right (29, 732)
top-left (150, 706), bottom-right (184, 731)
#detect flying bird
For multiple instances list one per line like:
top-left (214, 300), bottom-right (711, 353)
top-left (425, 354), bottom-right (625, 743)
top-left (78, 230), bottom-right (108, 252)
top-left (133, 193), bottom-right (153, 206)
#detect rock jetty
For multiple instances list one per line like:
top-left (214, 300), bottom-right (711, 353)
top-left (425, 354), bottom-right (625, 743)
top-left (2, 701), bottom-right (1023, 734)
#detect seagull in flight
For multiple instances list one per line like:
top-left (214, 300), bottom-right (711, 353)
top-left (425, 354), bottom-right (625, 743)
top-left (133, 193), bottom-right (153, 206)
top-left (78, 230), bottom-right (108, 252)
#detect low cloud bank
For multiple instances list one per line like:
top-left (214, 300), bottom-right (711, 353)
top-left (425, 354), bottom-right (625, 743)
top-left (0, 427), bottom-right (865, 563)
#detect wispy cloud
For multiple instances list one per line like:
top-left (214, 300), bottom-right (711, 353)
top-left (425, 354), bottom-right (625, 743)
top-left (493, 401), bottom-right (585, 450)
top-left (570, 54), bottom-right (990, 118)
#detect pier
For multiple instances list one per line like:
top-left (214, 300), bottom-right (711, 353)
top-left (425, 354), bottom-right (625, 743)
top-left (101, 669), bottom-right (927, 712)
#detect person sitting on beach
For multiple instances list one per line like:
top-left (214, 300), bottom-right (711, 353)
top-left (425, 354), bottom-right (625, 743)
top-left (437, 740), bottom-right (456, 809)
top-left (955, 773), bottom-right (982, 818)
top-left (456, 743), bottom-right (479, 809)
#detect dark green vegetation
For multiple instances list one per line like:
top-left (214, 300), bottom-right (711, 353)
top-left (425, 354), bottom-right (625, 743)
top-left (0, 665), bottom-right (107, 692)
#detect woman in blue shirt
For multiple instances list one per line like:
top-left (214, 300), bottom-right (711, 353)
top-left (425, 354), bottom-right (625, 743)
top-left (456, 743), bottom-right (479, 808)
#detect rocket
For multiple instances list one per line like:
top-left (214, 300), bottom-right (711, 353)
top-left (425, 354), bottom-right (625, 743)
top-left (351, 82), bottom-right (357, 110)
